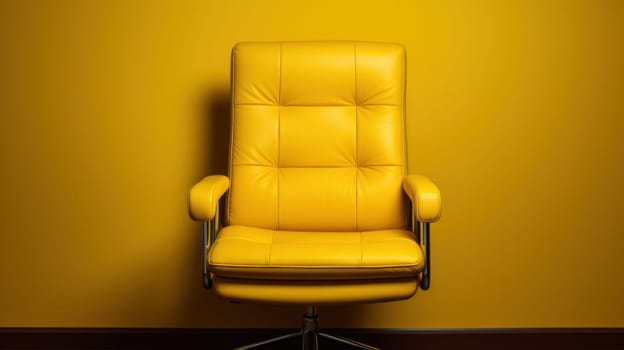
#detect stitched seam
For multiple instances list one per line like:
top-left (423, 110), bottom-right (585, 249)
top-left (232, 163), bottom-right (275, 167)
top-left (276, 42), bottom-right (283, 230)
top-left (211, 264), bottom-right (422, 269)
top-left (402, 47), bottom-right (406, 175)
top-left (354, 41), bottom-right (359, 232)
top-left (267, 229), bottom-right (275, 265)
top-left (360, 233), bottom-right (364, 267)
top-left (233, 164), bottom-right (356, 168)
top-left (232, 164), bottom-right (404, 168)
top-left (401, 46), bottom-right (409, 228)
top-left (358, 164), bottom-right (403, 167)
top-left (234, 103), bottom-right (402, 107)
top-left (227, 47), bottom-right (237, 225)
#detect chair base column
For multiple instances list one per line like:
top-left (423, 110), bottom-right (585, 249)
top-left (233, 305), bottom-right (379, 350)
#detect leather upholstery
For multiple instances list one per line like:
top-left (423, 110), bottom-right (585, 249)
top-left (209, 226), bottom-right (424, 280)
top-left (188, 175), bottom-right (230, 221)
top-left (228, 41), bottom-right (407, 231)
top-left (213, 276), bottom-right (418, 305)
top-left (189, 41), bottom-right (441, 304)
top-left (403, 174), bottom-right (442, 222)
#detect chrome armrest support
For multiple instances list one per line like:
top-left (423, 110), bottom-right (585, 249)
top-left (201, 203), bottom-right (219, 289)
top-left (420, 222), bottom-right (431, 290)
top-left (411, 210), bottom-right (431, 290)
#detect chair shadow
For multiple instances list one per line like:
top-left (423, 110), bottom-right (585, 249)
top-left (174, 86), bottom-right (303, 328)
top-left (172, 87), bottom-right (406, 330)
top-left (200, 87), bottom-right (231, 176)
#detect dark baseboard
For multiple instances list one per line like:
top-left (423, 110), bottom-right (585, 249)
top-left (1, 328), bottom-right (623, 349)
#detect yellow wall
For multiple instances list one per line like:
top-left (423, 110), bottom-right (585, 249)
top-left (1, 0), bottom-right (622, 328)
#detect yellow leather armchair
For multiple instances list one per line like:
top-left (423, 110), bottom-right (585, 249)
top-left (188, 41), bottom-right (441, 350)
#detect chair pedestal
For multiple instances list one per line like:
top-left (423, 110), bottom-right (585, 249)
top-left (234, 306), bottom-right (379, 350)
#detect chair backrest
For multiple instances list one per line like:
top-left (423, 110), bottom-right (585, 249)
top-left (227, 41), bottom-right (408, 231)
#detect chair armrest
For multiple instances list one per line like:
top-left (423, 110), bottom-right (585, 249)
top-left (188, 175), bottom-right (230, 221)
top-left (402, 174), bottom-right (441, 223)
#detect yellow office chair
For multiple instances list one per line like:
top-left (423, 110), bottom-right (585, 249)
top-left (188, 41), bottom-right (441, 350)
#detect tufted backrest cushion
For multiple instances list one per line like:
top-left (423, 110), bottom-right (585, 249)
top-left (227, 41), bottom-right (408, 231)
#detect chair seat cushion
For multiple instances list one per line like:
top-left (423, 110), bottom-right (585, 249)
top-left (208, 225), bottom-right (424, 280)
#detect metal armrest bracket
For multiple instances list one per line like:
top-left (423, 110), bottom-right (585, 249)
top-left (420, 222), bottom-right (431, 290)
top-left (201, 204), bottom-right (219, 289)
top-left (413, 215), bottom-right (431, 290)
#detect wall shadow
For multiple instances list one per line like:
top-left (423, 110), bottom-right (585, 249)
top-left (173, 86), bottom-right (404, 329)
top-left (200, 87), bottom-right (231, 176)
top-left (174, 86), bottom-right (302, 328)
